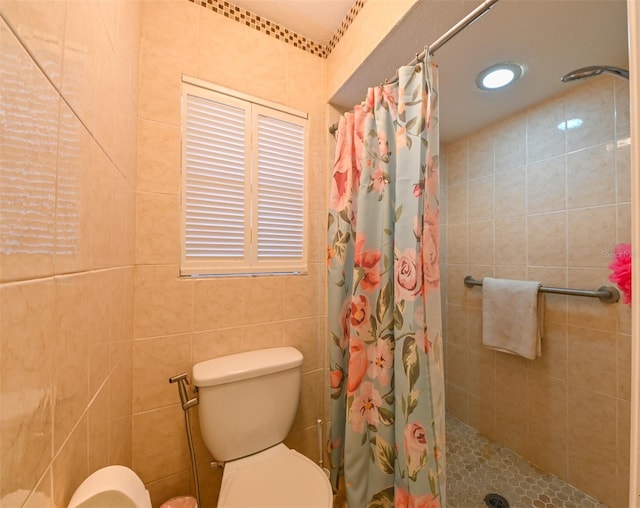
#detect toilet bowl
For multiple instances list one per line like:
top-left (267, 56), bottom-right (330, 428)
top-left (68, 465), bottom-right (152, 508)
top-left (218, 444), bottom-right (332, 507)
top-left (192, 347), bottom-right (333, 508)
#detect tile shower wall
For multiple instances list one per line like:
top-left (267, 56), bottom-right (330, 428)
top-left (443, 76), bottom-right (631, 507)
top-left (0, 1), bottom-right (140, 507)
top-left (133, 2), bottom-right (328, 505)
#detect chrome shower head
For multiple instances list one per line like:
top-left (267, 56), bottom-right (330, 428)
top-left (561, 65), bottom-right (629, 82)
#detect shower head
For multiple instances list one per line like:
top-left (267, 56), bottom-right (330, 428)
top-left (561, 65), bottom-right (629, 82)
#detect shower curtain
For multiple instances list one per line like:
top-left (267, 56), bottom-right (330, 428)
top-left (327, 53), bottom-right (445, 507)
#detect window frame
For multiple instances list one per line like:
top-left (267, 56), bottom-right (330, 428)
top-left (180, 77), bottom-right (309, 277)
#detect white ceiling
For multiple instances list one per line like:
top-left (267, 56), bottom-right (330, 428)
top-left (234, 0), bottom-right (629, 143)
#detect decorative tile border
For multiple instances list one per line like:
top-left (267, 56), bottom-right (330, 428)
top-left (189, 0), bottom-right (367, 58)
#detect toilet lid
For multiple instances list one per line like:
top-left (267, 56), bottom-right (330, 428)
top-left (219, 445), bottom-right (333, 508)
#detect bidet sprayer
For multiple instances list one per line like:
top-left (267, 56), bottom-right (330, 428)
top-left (169, 373), bottom-right (199, 410)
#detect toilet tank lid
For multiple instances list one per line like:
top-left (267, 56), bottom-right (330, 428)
top-left (193, 347), bottom-right (303, 387)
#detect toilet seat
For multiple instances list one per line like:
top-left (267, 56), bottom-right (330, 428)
top-left (218, 444), bottom-right (333, 508)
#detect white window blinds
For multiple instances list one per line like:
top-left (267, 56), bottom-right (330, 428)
top-left (181, 81), bottom-right (307, 276)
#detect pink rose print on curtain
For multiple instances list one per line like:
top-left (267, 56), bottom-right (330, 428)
top-left (422, 207), bottom-right (440, 290)
top-left (396, 487), bottom-right (441, 508)
top-left (367, 339), bottom-right (393, 387)
top-left (355, 237), bottom-right (382, 291)
top-left (395, 248), bottom-right (423, 301)
top-left (347, 338), bottom-right (368, 394)
top-left (350, 294), bottom-right (371, 330)
top-left (350, 381), bottom-right (383, 433)
top-left (404, 422), bottom-right (429, 478)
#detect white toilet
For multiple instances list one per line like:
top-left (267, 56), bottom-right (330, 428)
top-left (68, 465), bottom-right (152, 508)
top-left (192, 346), bottom-right (333, 508)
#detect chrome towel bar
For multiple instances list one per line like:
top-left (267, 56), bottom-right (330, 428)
top-left (464, 276), bottom-right (620, 304)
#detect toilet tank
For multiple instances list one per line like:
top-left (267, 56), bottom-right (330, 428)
top-left (192, 347), bottom-right (303, 462)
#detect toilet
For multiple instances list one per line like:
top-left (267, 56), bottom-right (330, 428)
top-left (192, 346), bottom-right (333, 508)
top-left (67, 465), bottom-right (152, 508)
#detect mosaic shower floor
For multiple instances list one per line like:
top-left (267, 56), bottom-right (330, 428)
top-left (446, 413), bottom-right (607, 508)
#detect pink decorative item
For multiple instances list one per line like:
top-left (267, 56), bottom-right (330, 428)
top-left (608, 243), bottom-right (632, 304)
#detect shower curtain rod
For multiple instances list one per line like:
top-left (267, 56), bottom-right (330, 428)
top-left (328, 0), bottom-right (500, 136)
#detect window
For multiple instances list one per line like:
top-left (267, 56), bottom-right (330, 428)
top-left (181, 78), bottom-right (308, 276)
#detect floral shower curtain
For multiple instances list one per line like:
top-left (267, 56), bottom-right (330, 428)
top-left (327, 52), bottom-right (445, 507)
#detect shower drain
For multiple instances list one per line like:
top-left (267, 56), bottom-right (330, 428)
top-left (484, 493), bottom-right (510, 508)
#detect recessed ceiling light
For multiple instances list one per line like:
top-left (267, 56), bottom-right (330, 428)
top-left (476, 63), bottom-right (524, 90)
top-left (557, 118), bottom-right (583, 131)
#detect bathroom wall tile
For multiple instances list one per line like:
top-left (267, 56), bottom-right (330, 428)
top-left (617, 203), bottom-right (632, 246)
top-left (88, 383), bottom-right (110, 474)
top-left (447, 182), bottom-right (467, 224)
top-left (284, 264), bottom-right (323, 318)
top-left (192, 328), bottom-right (243, 365)
top-left (285, 43), bottom-right (326, 114)
top-left (527, 372), bottom-right (568, 480)
top-left (445, 139), bottom-right (468, 184)
top-left (527, 266), bottom-right (568, 324)
top-left (0, 21), bottom-right (59, 282)
top-left (495, 217), bottom-right (526, 266)
top-left (136, 192), bottom-right (180, 265)
top-left (617, 398), bottom-right (631, 469)
top-left (284, 425), bottom-right (321, 466)
top-left (139, 42), bottom-right (191, 127)
top-left (567, 205), bottom-right (616, 268)
top-left (1, 1), bottom-right (66, 88)
top-left (53, 273), bottom-right (91, 452)
top-left (494, 116), bottom-right (526, 172)
top-left (468, 394), bottom-right (496, 441)
top-left (567, 386), bottom-right (617, 505)
top-left (193, 278), bottom-right (247, 332)
top-left (52, 414), bottom-right (89, 508)
top-left (241, 28), bottom-right (288, 107)
top-left (447, 223), bottom-right (468, 265)
top-left (567, 267), bottom-right (617, 331)
top-left (110, 176), bottom-right (136, 267)
top-left (195, 464), bottom-right (223, 508)
top-left (446, 304), bottom-right (468, 348)
top-left (616, 143), bottom-right (631, 203)
top-left (137, 118), bottom-right (180, 195)
top-left (445, 344), bottom-right (469, 391)
top-left (567, 144), bottom-right (616, 209)
top-left (242, 276), bottom-right (285, 325)
top-left (526, 95), bottom-right (566, 163)
top-left (467, 350), bottom-right (495, 400)
top-left (141, 0), bottom-right (199, 59)
top-left (110, 266), bottom-right (134, 345)
top-left (467, 175), bottom-right (494, 221)
top-left (444, 383), bottom-right (469, 422)
top-left (109, 346), bottom-right (133, 420)
top-left (22, 467), bottom-right (54, 508)
top-left (133, 404), bottom-right (191, 484)
top-left (0, 279), bottom-right (55, 504)
top-left (494, 167), bottom-right (526, 219)
top-left (618, 333), bottom-right (632, 401)
top-left (466, 307), bottom-right (483, 353)
top-left (134, 265), bottom-right (194, 339)
top-left (133, 334), bottom-right (192, 413)
top-left (88, 185), bottom-right (113, 271)
top-left (467, 130), bottom-right (494, 179)
top-left (530, 321), bottom-right (567, 381)
top-left (284, 318), bottom-right (322, 373)
top-left (527, 155), bottom-right (566, 214)
top-left (494, 357), bottom-right (528, 456)
top-left (292, 370), bottom-right (322, 432)
top-left (566, 77), bottom-right (615, 153)
top-left (468, 221), bottom-right (494, 266)
top-left (494, 266), bottom-right (527, 283)
top-left (109, 415), bottom-right (133, 468)
top-left (466, 264), bottom-right (494, 310)
top-left (146, 470), bottom-right (193, 508)
top-left (615, 79), bottom-right (630, 139)
top-left (527, 212), bottom-right (567, 267)
top-left (241, 322), bottom-right (285, 351)
top-left (308, 156), bottom-right (329, 214)
top-left (568, 325), bottom-right (617, 397)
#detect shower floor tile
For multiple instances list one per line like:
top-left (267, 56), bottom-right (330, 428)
top-left (446, 414), bottom-right (608, 508)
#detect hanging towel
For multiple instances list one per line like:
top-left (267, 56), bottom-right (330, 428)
top-left (481, 277), bottom-right (544, 360)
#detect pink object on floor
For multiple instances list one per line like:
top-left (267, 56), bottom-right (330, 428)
top-left (160, 496), bottom-right (197, 508)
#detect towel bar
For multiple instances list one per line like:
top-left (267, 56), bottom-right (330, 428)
top-left (463, 276), bottom-right (620, 304)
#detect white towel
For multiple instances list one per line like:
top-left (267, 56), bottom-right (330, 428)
top-left (481, 277), bottom-right (544, 360)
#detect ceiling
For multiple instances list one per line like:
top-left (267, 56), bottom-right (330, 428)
top-left (234, 0), bottom-right (629, 143)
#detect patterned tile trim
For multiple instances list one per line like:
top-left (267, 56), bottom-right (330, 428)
top-left (189, 0), bottom-right (368, 58)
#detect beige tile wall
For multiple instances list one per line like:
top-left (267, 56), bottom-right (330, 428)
top-left (134, 2), bottom-right (329, 505)
top-left (0, 1), bottom-right (140, 506)
top-left (443, 76), bottom-right (632, 507)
